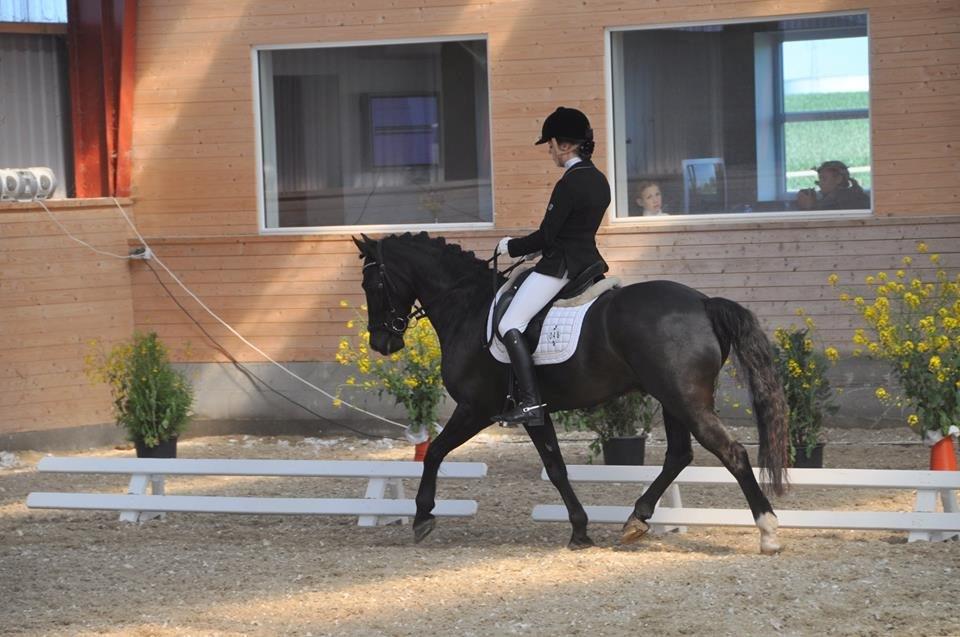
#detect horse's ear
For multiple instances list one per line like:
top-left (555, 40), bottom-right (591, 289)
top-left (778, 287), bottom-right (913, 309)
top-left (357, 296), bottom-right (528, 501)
top-left (353, 235), bottom-right (376, 260)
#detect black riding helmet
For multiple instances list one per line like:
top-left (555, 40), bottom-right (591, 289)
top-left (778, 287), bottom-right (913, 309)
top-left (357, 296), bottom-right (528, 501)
top-left (535, 106), bottom-right (592, 145)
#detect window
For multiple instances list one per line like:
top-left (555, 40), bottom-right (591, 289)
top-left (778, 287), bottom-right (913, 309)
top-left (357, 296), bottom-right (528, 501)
top-left (256, 38), bottom-right (493, 230)
top-left (610, 14), bottom-right (870, 218)
top-left (0, 0), bottom-right (66, 23)
top-left (0, 1), bottom-right (72, 198)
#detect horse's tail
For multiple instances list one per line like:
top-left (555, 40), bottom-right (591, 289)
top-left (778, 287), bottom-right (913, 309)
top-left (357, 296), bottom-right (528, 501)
top-left (705, 297), bottom-right (789, 496)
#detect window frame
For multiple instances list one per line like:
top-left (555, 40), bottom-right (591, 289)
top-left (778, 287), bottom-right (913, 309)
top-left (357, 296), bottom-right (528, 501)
top-left (604, 11), bottom-right (873, 227)
top-left (252, 35), bottom-right (495, 236)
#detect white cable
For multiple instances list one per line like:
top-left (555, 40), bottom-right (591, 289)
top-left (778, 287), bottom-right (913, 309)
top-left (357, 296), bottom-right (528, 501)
top-left (36, 195), bottom-right (403, 430)
top-left (36, 199), bottom-right (132, 259)
top-left (106, 198), bottom-right (411, 430)
top-left (31, 195), bottom-right (409, 429)
top-left (107, 198), bottom-right (408, 430)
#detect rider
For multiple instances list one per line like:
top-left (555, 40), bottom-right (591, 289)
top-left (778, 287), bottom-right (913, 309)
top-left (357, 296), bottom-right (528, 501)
top-left (493, 106), bottom-right (612, 427)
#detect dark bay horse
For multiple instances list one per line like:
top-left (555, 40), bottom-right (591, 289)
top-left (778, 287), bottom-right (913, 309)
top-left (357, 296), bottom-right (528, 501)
top-left (353, 232), bottom-right (789, 554)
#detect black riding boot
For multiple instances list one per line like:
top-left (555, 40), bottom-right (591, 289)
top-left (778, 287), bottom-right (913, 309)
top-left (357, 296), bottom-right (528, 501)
top-left (495, 328), bottom-right (546, 427)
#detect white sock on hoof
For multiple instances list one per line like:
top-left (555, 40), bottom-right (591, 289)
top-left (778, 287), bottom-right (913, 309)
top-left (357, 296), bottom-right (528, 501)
top-left (756, 512), bottom-right (781, 554)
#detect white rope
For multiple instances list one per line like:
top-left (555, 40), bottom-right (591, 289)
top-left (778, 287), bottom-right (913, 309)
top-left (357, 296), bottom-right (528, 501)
top-left (108, 198), bottom-right (408, 430)
top-left (35, 195), bottom-right (408, 430)
top-left (36, 199), bottom-right (132, 259)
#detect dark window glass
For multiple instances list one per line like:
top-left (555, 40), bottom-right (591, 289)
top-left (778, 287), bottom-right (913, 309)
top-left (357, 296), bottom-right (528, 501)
top-left (611, 14), bottom-right (870, 217)
top-left (258, 40), bottom-right (492, 229)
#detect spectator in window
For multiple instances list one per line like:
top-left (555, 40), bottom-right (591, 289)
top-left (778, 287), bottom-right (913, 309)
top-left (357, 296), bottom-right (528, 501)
top-left (635, 180), bottom-right (667, 216)
top-left (797, 161), bottom-right (870, 211)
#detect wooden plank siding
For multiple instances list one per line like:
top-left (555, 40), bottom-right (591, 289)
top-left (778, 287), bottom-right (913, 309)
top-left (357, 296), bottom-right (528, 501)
top-left (129, 217), bottom-right (959, 365)
top-left (123, 0), bottom-right (959, 358)
top-left (4, 0), bottom-right (959, 439)
top-left (129, 0), bottom-right (960, 234)
top-left (0, 200), bottom-right (136, 433)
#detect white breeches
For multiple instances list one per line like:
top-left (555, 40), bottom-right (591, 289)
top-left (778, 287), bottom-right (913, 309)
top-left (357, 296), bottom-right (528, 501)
top-left (498, 271), bottom-right (570, 335)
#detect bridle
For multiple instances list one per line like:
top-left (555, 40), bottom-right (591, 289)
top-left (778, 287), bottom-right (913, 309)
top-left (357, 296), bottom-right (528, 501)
top-left (363, 240), bottom-right (427, 337)
top-left (363, 239), bottom-right (524, 338)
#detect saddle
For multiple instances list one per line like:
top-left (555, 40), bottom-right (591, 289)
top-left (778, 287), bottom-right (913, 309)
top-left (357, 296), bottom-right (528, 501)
top-left (492, 260), bottom-right (611, 351)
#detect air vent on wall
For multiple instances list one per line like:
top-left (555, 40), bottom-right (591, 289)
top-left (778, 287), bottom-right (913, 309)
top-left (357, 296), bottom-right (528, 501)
top-left (0, 167), bottom-right (58, 201)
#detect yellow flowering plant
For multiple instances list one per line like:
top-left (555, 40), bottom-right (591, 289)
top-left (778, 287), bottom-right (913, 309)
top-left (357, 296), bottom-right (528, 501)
top-left (832, 242), bottom-right (960, 439)
top-left (336, 302), bottom-right (445, 438)
top-left (771, 318), bottom-right (839, 463)
top-left (84, 332), bottom-right (193, 447)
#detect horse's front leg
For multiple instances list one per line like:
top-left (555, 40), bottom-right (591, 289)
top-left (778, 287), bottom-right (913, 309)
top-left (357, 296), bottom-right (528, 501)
top-left (525, 414), bottom-right (594, 550)
top-left (413, 403), bottom-right (488, 543)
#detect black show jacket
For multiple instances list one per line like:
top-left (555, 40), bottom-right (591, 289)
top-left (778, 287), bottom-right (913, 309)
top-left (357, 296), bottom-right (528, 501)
top-left (506, 159), bottom-right (611, 279)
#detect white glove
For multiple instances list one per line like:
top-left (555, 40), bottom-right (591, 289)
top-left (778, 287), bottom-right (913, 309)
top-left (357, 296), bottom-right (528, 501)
top-left (496, 236), bottom-right (513, 257)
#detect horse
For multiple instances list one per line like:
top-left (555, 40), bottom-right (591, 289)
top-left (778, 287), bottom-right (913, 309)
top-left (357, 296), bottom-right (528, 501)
top-left (352, 232), bottom-right (789, 554)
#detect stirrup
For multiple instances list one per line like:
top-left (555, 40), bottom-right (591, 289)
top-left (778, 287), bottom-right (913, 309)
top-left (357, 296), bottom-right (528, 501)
top-left (495, 402), bottom-right (547, 426)
top-left (497, 395), bottom-right (518, 427)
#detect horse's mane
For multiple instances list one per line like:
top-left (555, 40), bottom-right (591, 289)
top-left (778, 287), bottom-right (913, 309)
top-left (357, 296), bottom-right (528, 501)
top-left (385, 232), bottom-right (490, 278)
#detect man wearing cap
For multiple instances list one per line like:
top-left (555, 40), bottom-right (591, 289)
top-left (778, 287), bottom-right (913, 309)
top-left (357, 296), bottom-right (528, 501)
top-left (797, 160), bottom-right (870, 211)
top-left (492, 106), bottom-right (611, 427)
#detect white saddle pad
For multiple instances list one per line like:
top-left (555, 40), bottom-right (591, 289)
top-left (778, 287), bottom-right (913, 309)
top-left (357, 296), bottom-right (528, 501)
top-left (486, 291), bottom-right (599, 366)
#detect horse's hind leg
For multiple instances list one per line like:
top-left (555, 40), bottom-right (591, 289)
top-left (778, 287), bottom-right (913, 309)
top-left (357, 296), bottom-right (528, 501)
top-left (525, 413), bottom-right (594, 550)
top-left (622, 411), bottom-right (693, 544)
top-left (413, 403), bottom-right (488, 543)
top-left (685, 407), bottom-right (781, 555)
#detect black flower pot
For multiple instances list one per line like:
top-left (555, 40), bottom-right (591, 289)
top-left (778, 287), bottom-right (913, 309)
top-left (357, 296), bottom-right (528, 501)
top-left (134, 437), bottom-right (178, 459)
top-left (793, 442), bottom-right (824, 468)
top-left (601, 436), bottom-right (646, 465)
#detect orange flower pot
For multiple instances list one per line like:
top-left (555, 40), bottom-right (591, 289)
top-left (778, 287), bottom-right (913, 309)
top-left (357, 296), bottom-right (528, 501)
top-left (930, 436), bottom-right (958, 471)
top-left (414, 440), bottom-right (430, 462)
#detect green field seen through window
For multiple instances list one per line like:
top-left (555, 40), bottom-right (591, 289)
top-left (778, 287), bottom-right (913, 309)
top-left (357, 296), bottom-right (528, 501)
top-left (784, 91), bottom-right (870, 191)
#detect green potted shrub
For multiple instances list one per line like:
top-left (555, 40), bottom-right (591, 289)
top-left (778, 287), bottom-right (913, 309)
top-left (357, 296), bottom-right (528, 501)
top-left (85, 332), bottom-right (193, 457)
top-left (555, 391), bottom-right (659, 464)
top-left (336, 302), bottom-right (445, 459)
top-left (770, 319), bottom-right (839, 468)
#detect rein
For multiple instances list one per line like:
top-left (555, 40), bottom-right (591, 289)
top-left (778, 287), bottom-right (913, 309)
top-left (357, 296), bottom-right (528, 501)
top-left (367, 240), bottom-right (525, 337)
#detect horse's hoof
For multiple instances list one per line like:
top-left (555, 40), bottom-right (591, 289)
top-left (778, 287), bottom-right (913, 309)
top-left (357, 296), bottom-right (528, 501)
top-left (760, 537), bottom-right (782, 555)
top-left (567, 535), bottom-right (596, 551)
top-left (620, 515), bottom-right (650, 544)
top-left (413, 516), bottom-right (435, 543)
top-left (757, 512), bottom-right (782, 555)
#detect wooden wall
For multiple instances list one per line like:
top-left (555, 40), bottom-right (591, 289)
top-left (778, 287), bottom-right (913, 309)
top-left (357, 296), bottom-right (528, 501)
top-left (126, 0), bottom-right (960, 364)
top-left (134, 218), bottom-right (959, 365)
top-left (0, 200), bottom-right (135, 434)
top-left (131, 0), bottom-right (960, 235)
top-left (6, 1), bottom-right (957, 440)
top-left (600, 217), bottom-right (960, 349)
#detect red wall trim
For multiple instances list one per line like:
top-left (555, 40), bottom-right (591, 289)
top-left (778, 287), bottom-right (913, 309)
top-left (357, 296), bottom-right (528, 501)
top-left (115, 0), bottom-right (136, 197)
top-left (67, 0), bottom-right (109, 198)
top-left (65, 0), bottom-right (135, 198)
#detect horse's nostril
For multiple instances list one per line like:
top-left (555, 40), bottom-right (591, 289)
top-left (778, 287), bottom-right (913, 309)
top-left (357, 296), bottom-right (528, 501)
top-left (369, 332), bottom-right (390, 355)
top-left (386, 335), bottom-right (404, 354)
